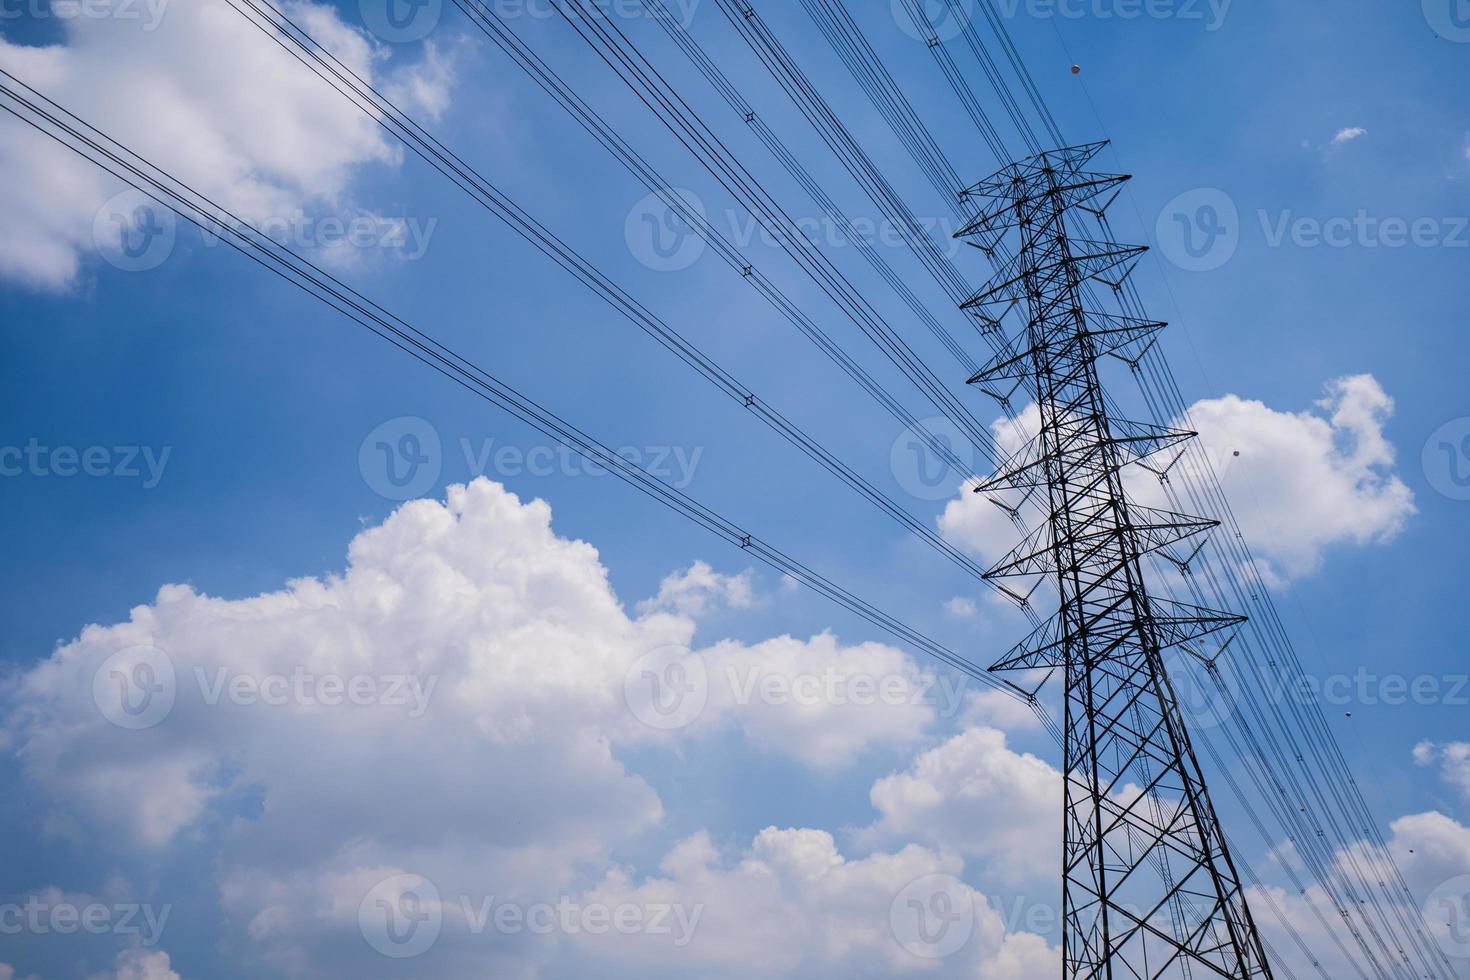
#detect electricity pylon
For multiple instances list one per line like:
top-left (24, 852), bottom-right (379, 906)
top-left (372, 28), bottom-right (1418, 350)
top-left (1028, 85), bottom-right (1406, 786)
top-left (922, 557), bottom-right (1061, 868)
top-left (957, 141), bottom-right (1275, 979)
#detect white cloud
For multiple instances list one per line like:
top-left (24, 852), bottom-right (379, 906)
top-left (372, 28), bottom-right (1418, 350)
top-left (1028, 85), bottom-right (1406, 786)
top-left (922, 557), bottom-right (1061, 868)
top-left (0, 0), bottom-right (455, 290)
top-left (1378, 810), bottom-right (1470, 898)
top-left (943, 597), bottom-right (978, 619)
top-left (940, 375), bottom-right (1414, 586)
top-left (1, 478), bottom-right (979, 975)
top-left (1170, 375), bottom-right (1413, 583)
top-left (1331, 127), bottom-right (1369, 147)
top-left (862, 727), bottom-right (1062, 886)
top-left (937, 403), bottom-right (1044, 576)
top-left (637, 560), bottom-right (756, 617)
top-left (693, 633), bottom-right (945, 767)
top-left (2, 480), bottom-right (671, 973)
top-left (1248, 807), bottom-right (1470, 979)
top-left (570, 828), bottom-right (1058, 979)
top-left (103, 949), bottom-right (184, 980)
top-left (1415, 741), bottom-right (1470, 801)
top-left (957, 690), bottom-right (1044, 733)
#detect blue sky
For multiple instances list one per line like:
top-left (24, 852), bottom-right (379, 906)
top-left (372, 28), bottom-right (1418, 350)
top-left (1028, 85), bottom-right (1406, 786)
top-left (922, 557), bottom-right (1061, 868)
top-left (0, 0), bottom-right (1468, 977)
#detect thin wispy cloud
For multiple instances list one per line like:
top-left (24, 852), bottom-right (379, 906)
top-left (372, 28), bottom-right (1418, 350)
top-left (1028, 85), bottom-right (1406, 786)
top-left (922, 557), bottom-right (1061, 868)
top-left (1330, 126), bottom-right (1369, 147)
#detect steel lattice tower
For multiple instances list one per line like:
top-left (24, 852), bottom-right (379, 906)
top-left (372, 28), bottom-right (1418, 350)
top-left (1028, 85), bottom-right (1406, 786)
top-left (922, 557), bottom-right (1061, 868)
top-left (957, 142), bottom-right (1275, 980)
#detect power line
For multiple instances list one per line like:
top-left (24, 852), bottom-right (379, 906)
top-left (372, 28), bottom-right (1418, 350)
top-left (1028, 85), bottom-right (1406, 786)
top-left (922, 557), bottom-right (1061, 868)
top-left (478, 0), bottom-right (1001, 462)
top-left (218, 0), bottom-right (1020, 614)
top-left (757, 4), bottom-right (1449, 976)
top-left (0, 68), bottom-right (1034, 710)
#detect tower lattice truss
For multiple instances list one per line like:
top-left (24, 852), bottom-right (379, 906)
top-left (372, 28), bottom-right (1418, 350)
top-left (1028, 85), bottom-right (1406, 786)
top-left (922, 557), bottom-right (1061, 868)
top-left (959, 141), bottom-right (1275, 980)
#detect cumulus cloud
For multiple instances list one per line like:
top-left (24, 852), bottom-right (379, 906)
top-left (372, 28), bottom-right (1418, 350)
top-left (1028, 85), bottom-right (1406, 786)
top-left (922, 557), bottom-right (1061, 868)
top-left (0, 0), bottom-right (456, 290)
top-left (104, 949), bottom-right (184, 980)
top-left (2, 478), bottom-right (980, 975)
top-left (691, 633), bottom-right (948, 767)
top-left (943, 597), bottom-right (978, 619)
top-left (1173, 375), bottom-right (1413, 582)
top-left (637, 560), bottom-right (756, 617)
top-left (940, 376), bottom-right (1414, 587)
top-left (570, 828), bottom-right (1058, 979)
top-left (1254, 808), bottom-right (1470, 979)
top-left (957, 690), bottom-right (1044, 733)
top-left (862, 727), bottom-right (1062, 886)
top-left (1415, 741), bottom-right (1470, 801)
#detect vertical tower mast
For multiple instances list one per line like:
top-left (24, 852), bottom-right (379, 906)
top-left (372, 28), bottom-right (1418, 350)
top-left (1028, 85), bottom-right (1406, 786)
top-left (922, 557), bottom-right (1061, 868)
top-left (959, 142), bottom-right (1274, 979)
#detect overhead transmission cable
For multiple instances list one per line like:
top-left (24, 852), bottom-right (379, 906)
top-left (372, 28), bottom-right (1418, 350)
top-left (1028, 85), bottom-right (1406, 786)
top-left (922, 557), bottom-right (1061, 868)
top-left (876, 2), bottom-right (1458, 973)
top-left (459, 0), bottom-right (1002, 466)
top-left (220, 0), bottom-right (1019, 631)
top-left (0, 68), bottom-right (1047, 718)
top-left (735, 2), bottom-right (1451, 976)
